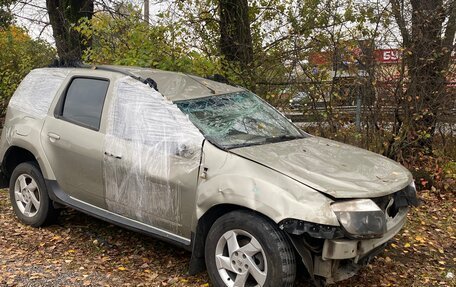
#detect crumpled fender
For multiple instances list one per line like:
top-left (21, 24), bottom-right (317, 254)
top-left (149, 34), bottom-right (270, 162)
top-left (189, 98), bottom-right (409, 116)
top-left (196, 142), bottom-right (339, 226)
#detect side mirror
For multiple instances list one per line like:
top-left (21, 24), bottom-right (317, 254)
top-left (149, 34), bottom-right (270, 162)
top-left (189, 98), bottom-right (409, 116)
top-left (174, 143), bottom-right (196, 158)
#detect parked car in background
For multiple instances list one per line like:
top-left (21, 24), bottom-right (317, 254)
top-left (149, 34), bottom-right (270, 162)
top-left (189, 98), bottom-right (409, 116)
top-left (289, 91), bottom-right (310, 109)
top-left (0, 66), bottom-right (418, 286)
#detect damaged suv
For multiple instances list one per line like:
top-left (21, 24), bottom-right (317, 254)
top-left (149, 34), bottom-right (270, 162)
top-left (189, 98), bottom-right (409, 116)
top-left (0, 66), bottom-right (418, 286)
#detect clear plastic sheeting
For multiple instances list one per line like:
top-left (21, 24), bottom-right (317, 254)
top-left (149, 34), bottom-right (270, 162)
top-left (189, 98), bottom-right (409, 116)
top-left (104, 77), bottom-right (204, 233)
top-left (9, 68), bottom-right (69, 119)
top-left (177, 91), bottom-right (304, 149)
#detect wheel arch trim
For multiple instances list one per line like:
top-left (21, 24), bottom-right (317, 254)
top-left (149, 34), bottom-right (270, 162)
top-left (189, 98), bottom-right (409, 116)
top-left (1, 143), bottom-right (55, 181)
top-left (189, 203), bottom-right (280, 275)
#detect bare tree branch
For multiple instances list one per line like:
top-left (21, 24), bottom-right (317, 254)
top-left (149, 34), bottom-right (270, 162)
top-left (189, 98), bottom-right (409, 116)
top-left (14, 13), bottom-right (49, 25)
top-left (391, 0), bottom-right (410, 47)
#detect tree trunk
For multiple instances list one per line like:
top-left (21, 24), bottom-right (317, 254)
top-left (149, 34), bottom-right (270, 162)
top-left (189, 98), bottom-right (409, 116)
top-left (219, 0), bottom-right (253, 67)
top-left (144, 0), bottom-right (149, 24)
top-left (46, 0), bottom-right (94, 65)
top-left (0, 0), bottom-right (16, 28)
top-left (391, 0), bottom-right (455, 157)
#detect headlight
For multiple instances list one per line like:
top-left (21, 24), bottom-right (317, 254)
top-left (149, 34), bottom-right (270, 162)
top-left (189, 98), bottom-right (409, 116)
top-left (331, 199), bottom-right (386, 239)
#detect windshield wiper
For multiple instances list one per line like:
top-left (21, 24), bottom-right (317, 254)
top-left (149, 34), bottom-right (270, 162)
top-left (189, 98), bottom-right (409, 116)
top-left (225, 134), bottom-right (303, 149)
top-left (263, 135), bottom-right (303, 144)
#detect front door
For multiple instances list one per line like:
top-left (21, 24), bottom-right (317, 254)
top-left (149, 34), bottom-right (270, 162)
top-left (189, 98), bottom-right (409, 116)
top-left (42, 77), bottom-right (110, 208)
top-left (103, 77), bottom-right (204, 238)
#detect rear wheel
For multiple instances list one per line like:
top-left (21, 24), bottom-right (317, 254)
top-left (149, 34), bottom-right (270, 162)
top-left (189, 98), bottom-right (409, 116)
top-left (205, 210), bottom-right (296, 287)
top-left (9, 162), bottom-right (57, 227)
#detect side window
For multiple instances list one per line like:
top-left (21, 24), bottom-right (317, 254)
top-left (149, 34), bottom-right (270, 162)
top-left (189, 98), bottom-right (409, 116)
top-left (9, 69), bottom-right (69, 119)
top-left (60, 78), bottom-right (109, 130)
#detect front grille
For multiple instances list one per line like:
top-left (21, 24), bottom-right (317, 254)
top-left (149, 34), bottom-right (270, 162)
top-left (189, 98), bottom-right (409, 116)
top-left (371, 185), bottom-right (418, 219)
top-left (372, 188), bottom-right (406, 219)
top-left (371, 194), bottom-right (394, 213)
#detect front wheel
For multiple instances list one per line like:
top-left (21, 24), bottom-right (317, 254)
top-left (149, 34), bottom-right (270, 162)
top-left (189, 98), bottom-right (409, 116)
top-left (205, 210), bottom-right (296, 287)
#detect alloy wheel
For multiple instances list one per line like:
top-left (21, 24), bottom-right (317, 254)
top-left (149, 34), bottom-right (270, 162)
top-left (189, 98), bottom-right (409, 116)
top-left (215, 229), bottom-right (268, 287)
top-left (14, 174), bottom-right (40, 217)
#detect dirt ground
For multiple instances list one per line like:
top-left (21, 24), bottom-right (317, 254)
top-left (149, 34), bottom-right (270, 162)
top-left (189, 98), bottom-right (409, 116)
top-left (0, 189), bottom-right (454, 287)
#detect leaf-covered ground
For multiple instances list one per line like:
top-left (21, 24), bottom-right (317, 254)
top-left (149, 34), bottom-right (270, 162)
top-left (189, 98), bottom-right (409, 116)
top-left (0, 189), bottom-right (454, 287)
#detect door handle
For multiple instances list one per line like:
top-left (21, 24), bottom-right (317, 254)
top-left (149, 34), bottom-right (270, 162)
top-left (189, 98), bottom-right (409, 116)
top-left (104, 151), bottom-right (122, 159)
top-left (48, 132), bottom-right (60, 141)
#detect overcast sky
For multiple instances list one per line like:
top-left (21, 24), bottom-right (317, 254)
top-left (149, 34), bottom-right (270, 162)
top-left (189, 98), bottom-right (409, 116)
top-left (10, 0), bottom-right (410, 50)
top-left (12, 0), bottom-right (164, 43)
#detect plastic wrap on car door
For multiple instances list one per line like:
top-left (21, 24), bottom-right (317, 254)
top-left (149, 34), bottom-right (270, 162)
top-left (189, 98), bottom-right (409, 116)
top-left (9, 68), bottom-right (69, 119)
top-left (104, 77), bottom-right (204, 232)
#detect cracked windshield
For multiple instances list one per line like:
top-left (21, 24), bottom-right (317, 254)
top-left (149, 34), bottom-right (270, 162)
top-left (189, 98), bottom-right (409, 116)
top-left (177, 91), bottom-right (305, 149)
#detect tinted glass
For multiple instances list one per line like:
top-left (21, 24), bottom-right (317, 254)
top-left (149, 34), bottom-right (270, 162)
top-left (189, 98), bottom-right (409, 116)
top-left (62, 78), bottom-right (109, 130)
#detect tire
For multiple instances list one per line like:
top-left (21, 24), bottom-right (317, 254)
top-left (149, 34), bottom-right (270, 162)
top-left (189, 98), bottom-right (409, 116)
top-left (205, 210), bottom-right (296, 287)
top-left (9, 162), bottom-right (57, 227)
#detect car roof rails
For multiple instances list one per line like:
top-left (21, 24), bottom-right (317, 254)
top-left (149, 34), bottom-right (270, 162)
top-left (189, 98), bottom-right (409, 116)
top-left (93, 65), bottom-right (159, 92)
top-left (205, 74), bottom-right (230, 85)
top-left (47, 59), bottom-right (159, 91)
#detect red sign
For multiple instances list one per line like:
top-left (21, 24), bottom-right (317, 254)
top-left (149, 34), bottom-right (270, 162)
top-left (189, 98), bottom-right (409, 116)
top-left (310, 49), bottom-right (403, 66)
top-left (375, 49), bottom-right (401, 63)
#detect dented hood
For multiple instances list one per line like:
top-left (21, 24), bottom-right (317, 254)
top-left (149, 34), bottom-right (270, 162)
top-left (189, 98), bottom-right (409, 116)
top-left (231, 137), bottom-right (412, 198)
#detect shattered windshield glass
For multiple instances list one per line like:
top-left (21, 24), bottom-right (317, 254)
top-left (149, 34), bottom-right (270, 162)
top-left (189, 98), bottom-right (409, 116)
top-left (176, 91), bottom-right (305, 149)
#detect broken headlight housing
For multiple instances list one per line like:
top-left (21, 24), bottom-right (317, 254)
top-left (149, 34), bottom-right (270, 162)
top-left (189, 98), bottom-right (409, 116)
top-left (279, 219), bottom-right (344, 239)
top-left (331, 199), bottom-right (386, 239)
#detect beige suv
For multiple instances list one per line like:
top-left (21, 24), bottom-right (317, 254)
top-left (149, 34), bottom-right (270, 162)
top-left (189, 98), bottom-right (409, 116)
top-left (0, 66), bottom-right (418, 286)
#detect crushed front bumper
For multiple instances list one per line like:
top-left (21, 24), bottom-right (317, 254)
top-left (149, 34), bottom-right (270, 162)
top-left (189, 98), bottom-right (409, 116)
top-left (314, 207), bottom-right (409, 283)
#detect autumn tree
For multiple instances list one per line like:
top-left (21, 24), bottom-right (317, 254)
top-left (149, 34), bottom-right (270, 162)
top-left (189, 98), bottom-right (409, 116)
top-left (219, 0), bottom-right (253, 68)
top-left (0, 26), bottom-right (55, 114)
top-left (390, 0), bottom-right (456, 156)
top-left (75, 5), bottom-right (224, 77)
top-left (0, 0), bottom-right (15, 27)
top-left (46, 0), bottom-right (94, 65)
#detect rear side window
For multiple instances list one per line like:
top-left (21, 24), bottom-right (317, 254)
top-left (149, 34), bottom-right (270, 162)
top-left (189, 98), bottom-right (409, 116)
top-left (9, 69), bottom-right (70, 119)
top-left (61, 78), bottom-right (109, 130)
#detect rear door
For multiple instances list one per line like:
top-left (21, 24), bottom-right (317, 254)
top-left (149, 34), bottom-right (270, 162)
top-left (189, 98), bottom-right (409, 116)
top-left (42, 75), bottom-right (110, 208)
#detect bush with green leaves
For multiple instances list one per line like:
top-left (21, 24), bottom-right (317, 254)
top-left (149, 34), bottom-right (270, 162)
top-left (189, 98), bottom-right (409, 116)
top-left (0, 26), bottom-right (55, 117)
top-left (75, 6), bottom-right (231, 80)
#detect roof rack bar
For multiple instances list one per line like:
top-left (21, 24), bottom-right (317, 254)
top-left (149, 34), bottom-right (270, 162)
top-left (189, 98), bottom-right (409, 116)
top-left (94, 65), bottom-right (158, 91)
top-left (94, 65), bottom-right (144, 81)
